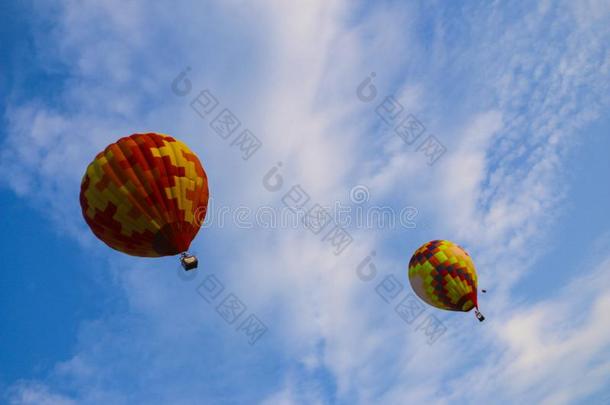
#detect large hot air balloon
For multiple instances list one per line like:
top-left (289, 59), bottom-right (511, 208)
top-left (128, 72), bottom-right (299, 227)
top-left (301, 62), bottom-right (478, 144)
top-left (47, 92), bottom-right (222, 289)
top-left (79, 132), bottom-right (209, 270)
top-left (408, 240), bottom-right (485, 321)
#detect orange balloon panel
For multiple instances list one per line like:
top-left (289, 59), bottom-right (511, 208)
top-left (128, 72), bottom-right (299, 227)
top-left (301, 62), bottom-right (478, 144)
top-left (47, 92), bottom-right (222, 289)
top-left (79, 133), bottom-right (209, 257)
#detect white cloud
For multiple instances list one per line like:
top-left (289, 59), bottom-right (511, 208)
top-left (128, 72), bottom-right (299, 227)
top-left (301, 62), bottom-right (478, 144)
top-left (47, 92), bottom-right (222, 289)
top-left (6, 383), bottom-right (76, 405)
top-left (442, 254), bottom-right (610, 405)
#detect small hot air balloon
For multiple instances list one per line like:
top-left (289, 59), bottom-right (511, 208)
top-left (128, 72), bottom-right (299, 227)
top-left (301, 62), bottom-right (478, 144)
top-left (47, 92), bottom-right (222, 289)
top-left (408, 240), bottom-right (485, 321)
top-left (79, 132), bottom-right (209, 270)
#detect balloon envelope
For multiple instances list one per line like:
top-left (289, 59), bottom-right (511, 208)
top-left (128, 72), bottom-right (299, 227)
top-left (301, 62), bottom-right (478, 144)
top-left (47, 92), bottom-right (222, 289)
top-left (79, 132), bottom-right (209, 257)
top-left (408, 240), bottom-right (479, 312)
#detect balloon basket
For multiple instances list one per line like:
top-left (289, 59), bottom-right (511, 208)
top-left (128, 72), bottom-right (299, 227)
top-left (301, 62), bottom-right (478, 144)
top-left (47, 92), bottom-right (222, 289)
top-left (180, 252), bottom-right (198, 271)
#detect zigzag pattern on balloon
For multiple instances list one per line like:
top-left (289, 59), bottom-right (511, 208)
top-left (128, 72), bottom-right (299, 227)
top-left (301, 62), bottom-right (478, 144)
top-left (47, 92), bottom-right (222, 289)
top-left (408, 240), bottom-right (479, 312)
top-left (79, 133), bottom-right (209, 257)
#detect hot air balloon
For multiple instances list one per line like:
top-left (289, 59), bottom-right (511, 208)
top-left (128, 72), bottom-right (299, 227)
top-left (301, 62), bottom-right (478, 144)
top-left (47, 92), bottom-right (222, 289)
top-left (79, 132), bottom-right (209, 270)
top-left (408, 240), bottom-right (485, 321)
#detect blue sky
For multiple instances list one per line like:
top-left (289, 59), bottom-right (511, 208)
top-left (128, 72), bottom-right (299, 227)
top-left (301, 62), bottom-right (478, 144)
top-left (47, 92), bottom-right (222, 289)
top-left (2, 1), bottom-right (610, 404)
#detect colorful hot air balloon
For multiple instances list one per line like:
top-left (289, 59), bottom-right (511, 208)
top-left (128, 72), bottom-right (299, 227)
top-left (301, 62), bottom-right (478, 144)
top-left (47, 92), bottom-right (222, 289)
top-left (79, 132), bottom-right (209, 270)
top-left (408, 240), bottom-right (485, 321)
